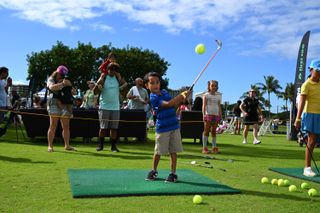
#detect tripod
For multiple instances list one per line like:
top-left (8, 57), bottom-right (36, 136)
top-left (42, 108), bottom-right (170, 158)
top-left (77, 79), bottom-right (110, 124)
top-left (11, 111), bottom-right (26, 142)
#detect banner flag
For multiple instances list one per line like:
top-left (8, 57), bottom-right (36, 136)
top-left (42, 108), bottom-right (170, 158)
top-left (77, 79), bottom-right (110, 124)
top-left (288, 31), bottom-right (310, 140)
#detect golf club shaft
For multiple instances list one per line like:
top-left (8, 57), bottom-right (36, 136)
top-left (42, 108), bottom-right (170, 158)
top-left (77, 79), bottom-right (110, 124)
top-left (305, 139), bottom-right (320, 173)
top-left (180, 161), bottom-right (212, 168)
top-left (189, 40), bottom-right (222, 91)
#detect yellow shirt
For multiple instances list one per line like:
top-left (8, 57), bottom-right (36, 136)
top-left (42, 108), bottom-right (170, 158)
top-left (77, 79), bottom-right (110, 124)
top-left (301, 78), bottom-right (320, 114)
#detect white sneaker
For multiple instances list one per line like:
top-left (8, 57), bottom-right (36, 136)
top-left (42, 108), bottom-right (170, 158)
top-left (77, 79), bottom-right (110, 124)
top-left (303, 167), bottom-right (316, 177)
top-left (242, 139), bottom-right (247, 144)
top-left (253, 140), bottom-right (261, 145)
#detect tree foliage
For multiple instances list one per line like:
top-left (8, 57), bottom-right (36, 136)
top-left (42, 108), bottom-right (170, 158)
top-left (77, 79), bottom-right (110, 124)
top-left (27, 41), bottom-right (170, 93)
top-left (255, 75), bottom-right (282, 117)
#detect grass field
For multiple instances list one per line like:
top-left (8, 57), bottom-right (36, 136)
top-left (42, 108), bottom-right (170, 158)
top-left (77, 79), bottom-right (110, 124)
top-left (0, 127), bottom-right (319, 213)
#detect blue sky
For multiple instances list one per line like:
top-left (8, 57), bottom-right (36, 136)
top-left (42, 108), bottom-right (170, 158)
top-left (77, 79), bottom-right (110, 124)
top-left (1, 0), bottom-right (320, 112)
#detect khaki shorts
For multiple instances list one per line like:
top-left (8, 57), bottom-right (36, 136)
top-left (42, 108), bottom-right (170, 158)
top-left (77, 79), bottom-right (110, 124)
top-left (155, 128), bottom-right (183, 155)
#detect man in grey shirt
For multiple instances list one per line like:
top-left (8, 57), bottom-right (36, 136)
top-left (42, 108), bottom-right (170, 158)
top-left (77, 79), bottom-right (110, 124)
top-left (126, 77), bottom-right (149, 141)
top-left (126, 78), bottom-right (149, 110)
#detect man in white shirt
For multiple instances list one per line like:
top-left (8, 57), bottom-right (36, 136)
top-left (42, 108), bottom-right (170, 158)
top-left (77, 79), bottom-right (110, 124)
top-left (0, 67), bottom-right (12, 122)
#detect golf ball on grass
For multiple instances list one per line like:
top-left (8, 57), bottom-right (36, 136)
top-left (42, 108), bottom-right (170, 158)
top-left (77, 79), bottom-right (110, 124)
top-left (195, 43), bottom-right (206, 55)
top-left (301, 182), bottom-right (310, 189)
top-left (283, 179), bottom-right (290, 186)
top-left (278, 179), bottom-right (285, 187)
top-left (289, 185), bottom-right (297, 192)
top-left (308, 188), bottom-right (318, 197)
top-left (193, 195), bottom-right (203, 204)
top-left (261, 177), bottom-right (269, 184)
top-left (271, 179), bottom-right (278, 185)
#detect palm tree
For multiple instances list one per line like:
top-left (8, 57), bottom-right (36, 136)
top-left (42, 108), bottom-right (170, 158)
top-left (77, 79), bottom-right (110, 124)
top-left (281, 105), bottom-right (287, 112)
top-left (256, 75), bottom-right (282, 117)
top-left (280, 83), bottom-right (294, 111)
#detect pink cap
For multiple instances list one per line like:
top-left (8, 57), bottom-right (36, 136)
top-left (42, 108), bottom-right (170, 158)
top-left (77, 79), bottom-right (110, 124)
top-left (57, 65), bottom-right (68, 75)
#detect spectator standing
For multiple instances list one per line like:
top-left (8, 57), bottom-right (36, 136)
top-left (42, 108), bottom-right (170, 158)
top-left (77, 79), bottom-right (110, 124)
top-left (94, 62), bottom-right (126, 152)
top-left (0, 67), bottom-right (12, 122)
top-left (232, 100), bottom-right (242, 135)
top-left (46, 65), bottom-right (75, 152)
top-left (240, 89), bottom-right (263, 145)
top-left (126, 77), bottom-right (149, 110)
top-left (202, 80), bottom-right (222, 154)
top-left (81, 80), bottom-right (98, 109)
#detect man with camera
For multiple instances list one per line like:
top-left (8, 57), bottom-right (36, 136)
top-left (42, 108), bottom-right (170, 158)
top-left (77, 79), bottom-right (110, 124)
top-left (94, 61), bottom-right (127, 152)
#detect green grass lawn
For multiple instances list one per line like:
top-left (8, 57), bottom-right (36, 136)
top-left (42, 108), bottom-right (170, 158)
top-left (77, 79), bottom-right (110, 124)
top-left (1, 127), bottom-right (319, 213)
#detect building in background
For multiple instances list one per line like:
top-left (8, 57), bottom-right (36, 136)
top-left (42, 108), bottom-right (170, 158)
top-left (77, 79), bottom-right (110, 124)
top-left (10, 84), bottom-right (29, 98)
top-left (168, 86), bottom-right (193, 103)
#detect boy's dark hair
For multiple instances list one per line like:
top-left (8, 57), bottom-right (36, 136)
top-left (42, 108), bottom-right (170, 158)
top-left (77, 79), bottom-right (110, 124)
top-left (144, 72), bottom-right (160, 83)
top-left (0, 67), bottom-right (9, 74)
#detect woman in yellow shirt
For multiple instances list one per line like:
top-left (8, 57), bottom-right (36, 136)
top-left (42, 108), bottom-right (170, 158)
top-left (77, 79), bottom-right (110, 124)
top-left (295, 59), bottom-right (320, 177)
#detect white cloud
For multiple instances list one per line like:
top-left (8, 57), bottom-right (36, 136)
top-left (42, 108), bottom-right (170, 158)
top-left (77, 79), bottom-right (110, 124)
top-left (13, 79), bottom-right (28, 85)
top-left (0, 0), bottom-right (319, 58)
top-left (92, 23), bottom-right (113, 32)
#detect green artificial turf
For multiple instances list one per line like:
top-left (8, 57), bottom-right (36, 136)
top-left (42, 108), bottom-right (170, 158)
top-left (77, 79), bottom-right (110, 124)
top-left (68, 169), bottom-right (240, 198)
top-left (270, 168), bottom-right (320, 183)
top-left (1, 127), bottom-right (320, 212)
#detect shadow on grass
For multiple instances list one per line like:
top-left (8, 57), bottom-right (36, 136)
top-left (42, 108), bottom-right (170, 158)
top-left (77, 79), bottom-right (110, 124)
top-left (199, 143), bottom-right (307, 160)
top-left (54, 149), bottom-right (152, 160)
top-left (240, 189), bottom-right (310, 201)
top-left (0, 155), bottom-right (54, 164)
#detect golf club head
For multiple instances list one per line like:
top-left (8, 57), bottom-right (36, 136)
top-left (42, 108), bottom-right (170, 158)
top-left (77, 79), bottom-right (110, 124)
top-left (215, 39), bottom-right (222, 49)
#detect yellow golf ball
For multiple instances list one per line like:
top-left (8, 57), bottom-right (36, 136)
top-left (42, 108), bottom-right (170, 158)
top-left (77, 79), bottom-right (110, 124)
top-left (261, 177), bottom-right (269, 184)
top-left (193, 195), bottom-right (203, 204)
top-left (195, 43), bottom-right (206, 55)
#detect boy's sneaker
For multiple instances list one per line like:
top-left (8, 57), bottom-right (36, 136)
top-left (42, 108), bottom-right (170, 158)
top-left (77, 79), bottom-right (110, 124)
top-left (253, 140), bottom-right (261, 145)
top-left (145, 170), bottom-right (158, 181)
top-left (303, 167), bottom-right (317, 177)
top-left (242, 139), bottom-right (247, 144)
top-left (202, 147), bottom-right (209, 154)
top-left (165, 173), bottom-right (178, 183)
top-left (212, 147), bottom-right (220, 154)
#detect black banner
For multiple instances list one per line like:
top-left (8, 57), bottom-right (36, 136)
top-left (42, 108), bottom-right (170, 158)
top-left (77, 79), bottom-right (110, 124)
top-left (288, 31), bottom-right (310, 140)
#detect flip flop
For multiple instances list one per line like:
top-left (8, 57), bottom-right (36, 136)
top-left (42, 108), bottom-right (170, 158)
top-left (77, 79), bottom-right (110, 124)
top-left (65, 146), bottom-right (75, 151)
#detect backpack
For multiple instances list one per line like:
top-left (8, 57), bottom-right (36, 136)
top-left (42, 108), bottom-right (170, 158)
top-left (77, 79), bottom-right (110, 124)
top-left (53, 86), bottom-right (74, 104)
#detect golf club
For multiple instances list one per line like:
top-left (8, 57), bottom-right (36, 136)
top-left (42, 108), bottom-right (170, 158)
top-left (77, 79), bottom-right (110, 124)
top-left (298, 129), bottom-right (320, 174)
top-left (180, 161), bottom-right (227, 172)
top-left (204, 155), bottom-right (233, 163)
top-left (300, 130), bottom-right (320, 174)
top-left (189, 39), bottom-right (222, 91)
top-left (180, 160), bottom-right (213, 169)
top-left (184, 154), bottom-right (233, 163)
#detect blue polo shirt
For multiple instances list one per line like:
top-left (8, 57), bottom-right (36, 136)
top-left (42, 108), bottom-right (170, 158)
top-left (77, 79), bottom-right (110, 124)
top-left (150, 89), bottom-right (179, 133)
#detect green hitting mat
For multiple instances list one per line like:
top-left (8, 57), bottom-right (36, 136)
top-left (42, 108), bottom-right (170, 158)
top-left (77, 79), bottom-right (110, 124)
top-left (270, 168), bottom-right (320, 183)
top-left (68, 169), bottom-right (240, 198)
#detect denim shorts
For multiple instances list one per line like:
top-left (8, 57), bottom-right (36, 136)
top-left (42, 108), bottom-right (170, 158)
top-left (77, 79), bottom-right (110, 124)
top-left (47, 98), bottom-right (72, 117)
